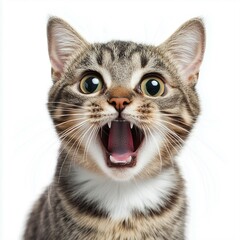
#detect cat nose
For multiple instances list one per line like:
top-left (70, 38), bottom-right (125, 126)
top-left (109, 97), bottom-right (130, 112)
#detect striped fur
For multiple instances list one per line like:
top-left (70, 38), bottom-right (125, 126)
top-left (24, 17), bottom-right (205, 239)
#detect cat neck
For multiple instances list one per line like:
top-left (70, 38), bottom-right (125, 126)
top-left (56, 163), bottom-right (181, 220)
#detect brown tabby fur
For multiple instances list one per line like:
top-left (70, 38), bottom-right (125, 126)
top-left (24, 17), bottom-right (205, 240)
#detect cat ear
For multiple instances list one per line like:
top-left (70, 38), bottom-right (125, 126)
top-left (47, 17), bottom-right (89, 81)
top-left (160, 18), bottom-right (205, 86)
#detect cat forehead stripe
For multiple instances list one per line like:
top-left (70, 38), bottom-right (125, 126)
top-left (95, 41), bottom-right (150, 65)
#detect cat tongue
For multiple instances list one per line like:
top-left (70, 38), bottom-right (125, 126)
top-left (108, 121), bottom-right (134, 162)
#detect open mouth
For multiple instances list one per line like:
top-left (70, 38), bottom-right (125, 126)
top-left (99, 119), bottom-right (144, 168)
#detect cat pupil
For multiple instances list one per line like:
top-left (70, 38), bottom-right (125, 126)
top-left (85, 77), bottom-right (99, 93)
top-left (146, 79), bottom-right (160, 96)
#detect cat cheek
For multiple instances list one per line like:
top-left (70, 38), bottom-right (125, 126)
top-left (181, 108), bottom-right (193, 126)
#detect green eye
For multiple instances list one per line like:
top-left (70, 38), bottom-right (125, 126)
top-left (141, 77), bottom-right (165, 97)
top-left (79, 74), bottom-right (103, 94)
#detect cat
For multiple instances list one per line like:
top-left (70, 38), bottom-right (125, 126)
top-left (24, 16), bottom-right (205, 240)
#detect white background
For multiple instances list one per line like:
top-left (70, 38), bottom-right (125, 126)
top-left (0, 0), bottom-right (240, 239)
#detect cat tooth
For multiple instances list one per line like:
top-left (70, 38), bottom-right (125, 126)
top-left (110, 155), bottom-right (115, 163)
top-left (108, 121), bottom-right (112, 129)
top-left (130, 122), bottom-right (133, 129)
top-left (126, 156), bottom-right (132, 163)
top-left (110, 155), bottom-right (132, 164)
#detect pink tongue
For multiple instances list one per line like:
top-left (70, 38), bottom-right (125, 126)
top-left (108, 121), bottom-right (134, 161)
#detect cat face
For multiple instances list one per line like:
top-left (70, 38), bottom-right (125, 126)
top-left (47, 18), bottom-right (205, 181)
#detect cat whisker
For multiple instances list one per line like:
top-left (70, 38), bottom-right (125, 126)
top-left (58, 121), bottom-right (95, 181)
top-left (47, 101), bottom-right (80, 107)
top-left (74, 124), bottom-right (99, 166)
top-left (150, 124), bottom-right (175, 166)
top-left (59, 123), bottom-right (85, 144)
top-left (160, 119), bottom-right (191, 133)
top-left (151, 112), bottom-right (192, 128)
top-left (56, 118), bottom-right (89, 129)
top-left (48, 104), bottom-right (93, 113)
top-left (151, 123), bottom-right (176, 166)
top-left (65, 123), bottom-right (94, 176)
top-left (48, 108), bottom-right (91, 114)
top-left (155, 121), bottom-right (186, 145)
top-left (82, 126), bottom-right (99, 164)
top-left (58, 124), bottom-right (79, 140)
top-left (151, 123), bottom-right (182, 163)
top-left (70, 128), bottom-right (88, 172)
top-left (156, 128), bottom-right (184, 155)
top-left (57, 126), bottom-right (85, 182)
top-left (47, 183), bottom-right (54, 214)
top-left (52, 113), bottom-right (91, 119)
top-left (144, 124), bottom-right (163, 171)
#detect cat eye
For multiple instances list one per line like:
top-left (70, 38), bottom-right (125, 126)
top-left (140, 76), bottom-right (165, 97)
top-left (79, 74), bottom-right (103, 94)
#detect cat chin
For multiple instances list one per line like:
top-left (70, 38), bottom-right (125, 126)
top-left (88, 147), bottom-right (139, 182)
top-left (104, 169), bottom-right (136, 182)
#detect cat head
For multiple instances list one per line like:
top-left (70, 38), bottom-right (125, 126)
top-left (47, 17), bottom-right (205, 181)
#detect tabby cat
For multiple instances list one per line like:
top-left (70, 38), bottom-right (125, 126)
top-left (24, 17), bottom-right (205, 240)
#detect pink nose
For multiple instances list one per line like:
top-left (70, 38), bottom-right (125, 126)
top-left (109, 97), bottom-right (130, 111)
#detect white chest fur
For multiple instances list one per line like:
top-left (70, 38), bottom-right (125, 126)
top-left (71, 167), bottom-right (177, 220)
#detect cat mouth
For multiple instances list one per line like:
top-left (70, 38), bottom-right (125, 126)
top-left (99, 119), bottom-right (144, 168)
